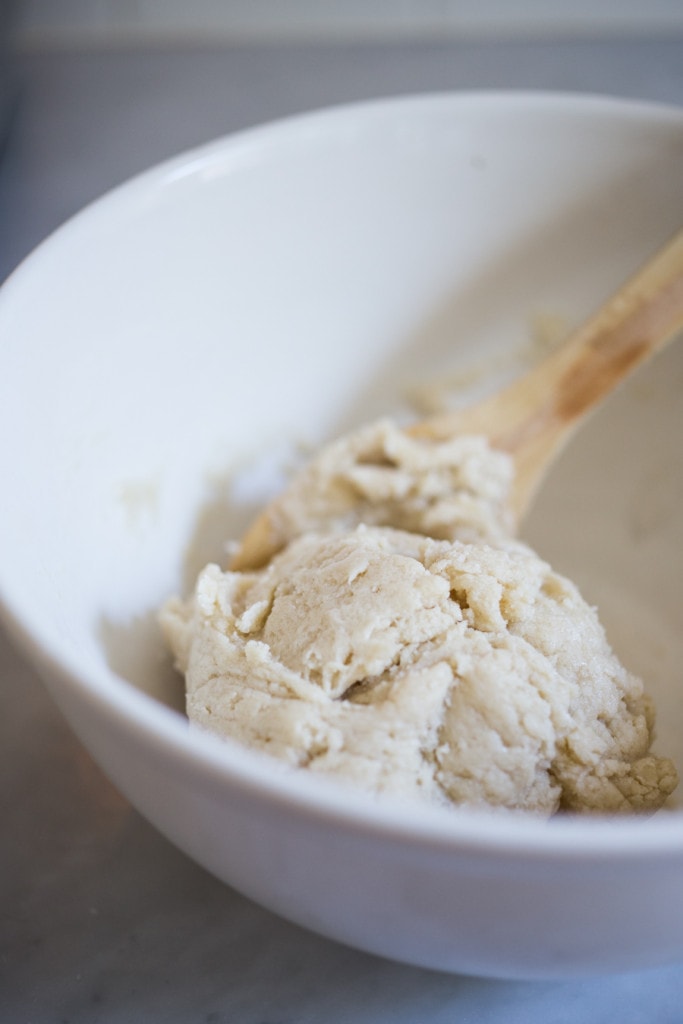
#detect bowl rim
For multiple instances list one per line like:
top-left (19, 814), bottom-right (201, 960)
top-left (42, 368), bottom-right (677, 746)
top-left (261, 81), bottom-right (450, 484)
top-left (2, 87), bottom-right (683, 862)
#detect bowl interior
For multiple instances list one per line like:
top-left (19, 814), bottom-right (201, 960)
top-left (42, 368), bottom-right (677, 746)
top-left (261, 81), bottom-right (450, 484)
top-left (0, 92), bottom-right (682, 807)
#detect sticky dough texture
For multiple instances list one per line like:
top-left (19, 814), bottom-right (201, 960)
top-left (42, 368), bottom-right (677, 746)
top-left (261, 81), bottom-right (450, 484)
top-left (162, 524), bottom-right (677, 816)
top-left (247, 418), bottom-right (515, 561)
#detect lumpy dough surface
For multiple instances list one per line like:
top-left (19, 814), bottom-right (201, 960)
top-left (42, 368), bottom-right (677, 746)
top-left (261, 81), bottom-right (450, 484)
top-left (161, 517), bottom-right (677, 816)
top-left (239, 418), bottom-right (515, 565)
top-left (161, 420), bottom-right (677, 815)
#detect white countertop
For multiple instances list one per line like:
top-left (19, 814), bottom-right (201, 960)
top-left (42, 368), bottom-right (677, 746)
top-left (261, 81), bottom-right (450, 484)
top-left (2, 36), bottom-right (683, 1022)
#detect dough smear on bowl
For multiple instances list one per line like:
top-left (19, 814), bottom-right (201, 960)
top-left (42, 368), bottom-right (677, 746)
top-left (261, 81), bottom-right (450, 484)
top-left (160, 420), bottom-right (677, 816)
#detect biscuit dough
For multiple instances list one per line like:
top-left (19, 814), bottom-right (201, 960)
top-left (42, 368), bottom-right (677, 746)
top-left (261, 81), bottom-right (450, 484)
top-left (161, 421), bottom-right (677, 815)
top-left (237, 418), bottom-right (515, 565)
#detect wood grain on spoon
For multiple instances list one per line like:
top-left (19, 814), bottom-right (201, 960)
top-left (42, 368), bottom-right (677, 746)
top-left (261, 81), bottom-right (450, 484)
top-left (410, 226), bottom-right (683, 524)
top-left (233, 227), bottom-right (683, 570)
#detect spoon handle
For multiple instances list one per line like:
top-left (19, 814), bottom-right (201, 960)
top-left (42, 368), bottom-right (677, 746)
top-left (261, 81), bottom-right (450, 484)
top-left (412, 226), bottom-right (683, 523)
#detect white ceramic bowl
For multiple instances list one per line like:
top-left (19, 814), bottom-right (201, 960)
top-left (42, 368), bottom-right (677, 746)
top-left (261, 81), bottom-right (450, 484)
top-left (1, 92), bottom-right (682, 979)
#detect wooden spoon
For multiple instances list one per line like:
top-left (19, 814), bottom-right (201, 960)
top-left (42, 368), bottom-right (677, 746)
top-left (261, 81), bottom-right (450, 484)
top-left (232, 227), bottom-right (683, 570)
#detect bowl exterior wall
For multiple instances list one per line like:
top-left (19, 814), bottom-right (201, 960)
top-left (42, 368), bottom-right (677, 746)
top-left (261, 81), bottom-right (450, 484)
top-left (45, 665), bottom-right (683, 979)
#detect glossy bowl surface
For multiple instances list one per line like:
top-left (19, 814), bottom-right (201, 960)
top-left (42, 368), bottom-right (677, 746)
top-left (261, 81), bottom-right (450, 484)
top-left (1, 92), bottom-right (682, 978)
